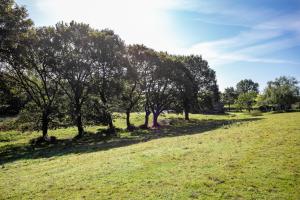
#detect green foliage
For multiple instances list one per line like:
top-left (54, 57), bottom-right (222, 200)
top-left (0, 0), bottom-right (33, 61)
top-left (0, 0), bottom-right (32, 115)
top-left (221, 87), bottom-right (238, 110)
top-left (3, 26), bottom-right (62, 138)
top-left (88, 28), bottom-right (127, 132)
top-left (0, 72), bottom-right (25, 115)
top-left (181, 55), bottom-right (220, 113)
top-left (291, 102), bottom-right (300, 110)
top-left (262, 76), bottom-right (299, 111)
top-left (235, 91), bottom-right (257, 112)
top-left (236, 79), bottom-right (259, 94)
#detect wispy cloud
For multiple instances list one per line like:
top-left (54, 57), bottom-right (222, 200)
top-left (185, 9), bottom-right (300, 66)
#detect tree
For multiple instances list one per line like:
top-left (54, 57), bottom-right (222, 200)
top-left (120, 77), bottom-right (142, 130)
top-left (263, 76), bottom-right (299, 111)
top-left (171, 56), bottom-right (196, 120)
top-left (126, 45), bottom-right (159, 128)
top-left (3, 27), bottom-right (61, 139)
top-left (198, 70), bottom-right (221, 113)
top-left (222, 87), bottom-right (238, 111)
top-left (236, 79), bottom-right (259, 94)
top-left (177, 55), bottom-right (220, 117)
top-left (0, 0), bottom-right (33, 62)
top-left (0, 0), bottom-right (32, 115)
top-left (54, 21), bottom-right (94, 138)
top-left (89, 29), bottom-right (126, 134)
top-left (146, 52), bottom-right (177, 127)
top-left (255, 94), bottom-right (271, 112)
top-left (121, 45), bottom-right (149, 130)
top-left (235, 92), bottom-right (257, 112)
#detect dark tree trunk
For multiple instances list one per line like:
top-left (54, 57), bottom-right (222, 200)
top-left (184, 111), bottom-right (189, 120)
top-left (126, 110), bottom-right (131, 128)
top-left (140, 104), bottom-right (151, 129)
top-left (152, 112), bottom-right (160, 128)
top-left (228, 103), bottom-right (231, 112)
top-left (76, 113), bottom-right (84, 137)
top-left (142, 110), bottom-right (151, 128)
top-left (41, 111), bottom-right (49, 140)
top-left (184, 100), bottom-right (190, 120)
top-left (126, 109), bottom-right (136, 131)
top-left (75, 104), bottom-right (84, 138)
top-left (107, 113), bottom-right (115, 135)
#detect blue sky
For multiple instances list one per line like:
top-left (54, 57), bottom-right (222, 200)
top-left (16, 0), bottom-right (300, 91)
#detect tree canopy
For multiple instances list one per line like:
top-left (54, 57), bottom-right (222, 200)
top-left (236, 79), bottom-right (259, 94)
top-left (263, 76), bottom-right (299, 111)
top-left (222, 87), bottom-right (237, 111)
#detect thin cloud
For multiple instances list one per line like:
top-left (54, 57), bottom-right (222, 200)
top-left (194, 18), bottom-right (254, 29)
top-left (187, 9), bottom-right (300, 66)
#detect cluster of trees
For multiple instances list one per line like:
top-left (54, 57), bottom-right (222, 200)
top-left (0, 0), bottom-right (221, 140)
top-left (222, 77), bottom-right (299, 112)
top-left (258, 76), bottom-right (299, 111)
top-left (222, 79), bottom-right (258, 112)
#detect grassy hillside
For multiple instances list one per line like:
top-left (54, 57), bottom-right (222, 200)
top-left (0, 112), bottom-right (299, 199)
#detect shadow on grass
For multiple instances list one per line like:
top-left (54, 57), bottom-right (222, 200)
top-left (270, 109), bottom-right (300, 114)
top-left (0, 117), bottom-right (262, 165)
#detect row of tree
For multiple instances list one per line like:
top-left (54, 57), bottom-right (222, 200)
top-left (0, 0), bottom-right (220, 140)
top-left (222, 77), bottom-right (299, 112)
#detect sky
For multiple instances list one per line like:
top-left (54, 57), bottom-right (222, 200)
top-left (16, 0), bottom-right (300, 91)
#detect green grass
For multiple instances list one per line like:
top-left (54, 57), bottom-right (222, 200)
top-left (0, 112), bottom-right (299, 199)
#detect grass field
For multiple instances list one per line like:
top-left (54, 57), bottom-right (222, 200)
top-left (0, 112), bottom-right (299, 199)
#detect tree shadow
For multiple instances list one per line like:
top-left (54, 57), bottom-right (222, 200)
top-left (270, 109), bottom-right (300, 114)
top-left (0, 117), bottom-right (262, 165)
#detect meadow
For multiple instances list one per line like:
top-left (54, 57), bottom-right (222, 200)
top-left (0, 112), bottom-right (299, 199)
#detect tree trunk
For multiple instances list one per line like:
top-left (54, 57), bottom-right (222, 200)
top-left (144, 110), bottom-right (150, 126)
top-left (248, 107), bottom-right (251, 112)
top-left (126, 110), bottom-right (131, 128)
top-left (126, 109), bottom-right (136, 131)
top-left (41, 111), bottom-right (49, 140)
top-left (141, 107), bottom-right (151, 129)
top-left (152, 112), bottom-right (160, 128)
top-left (183, 100), bottom-right (190, 120)
top-left (184, 107), bottom-right (190, 121)
top-left (107, 113), bottom-right (115, 135)
top-left (76, 113), bottom-right (84, 137)
top-left (75, 104), bottom-right (84, 138)
top-left (228, 103), bottom-right (231, 112)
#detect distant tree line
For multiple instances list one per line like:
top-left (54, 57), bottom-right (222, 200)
top-left (0, 0), bottom-right (221, 140)
top-left (222, 77), bottom-right (300, 112)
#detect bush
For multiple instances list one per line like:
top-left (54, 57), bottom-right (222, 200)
top-left (291, 102), bottom-right (300, 110)
top-left (0, 117), bottom-right (18, 131)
